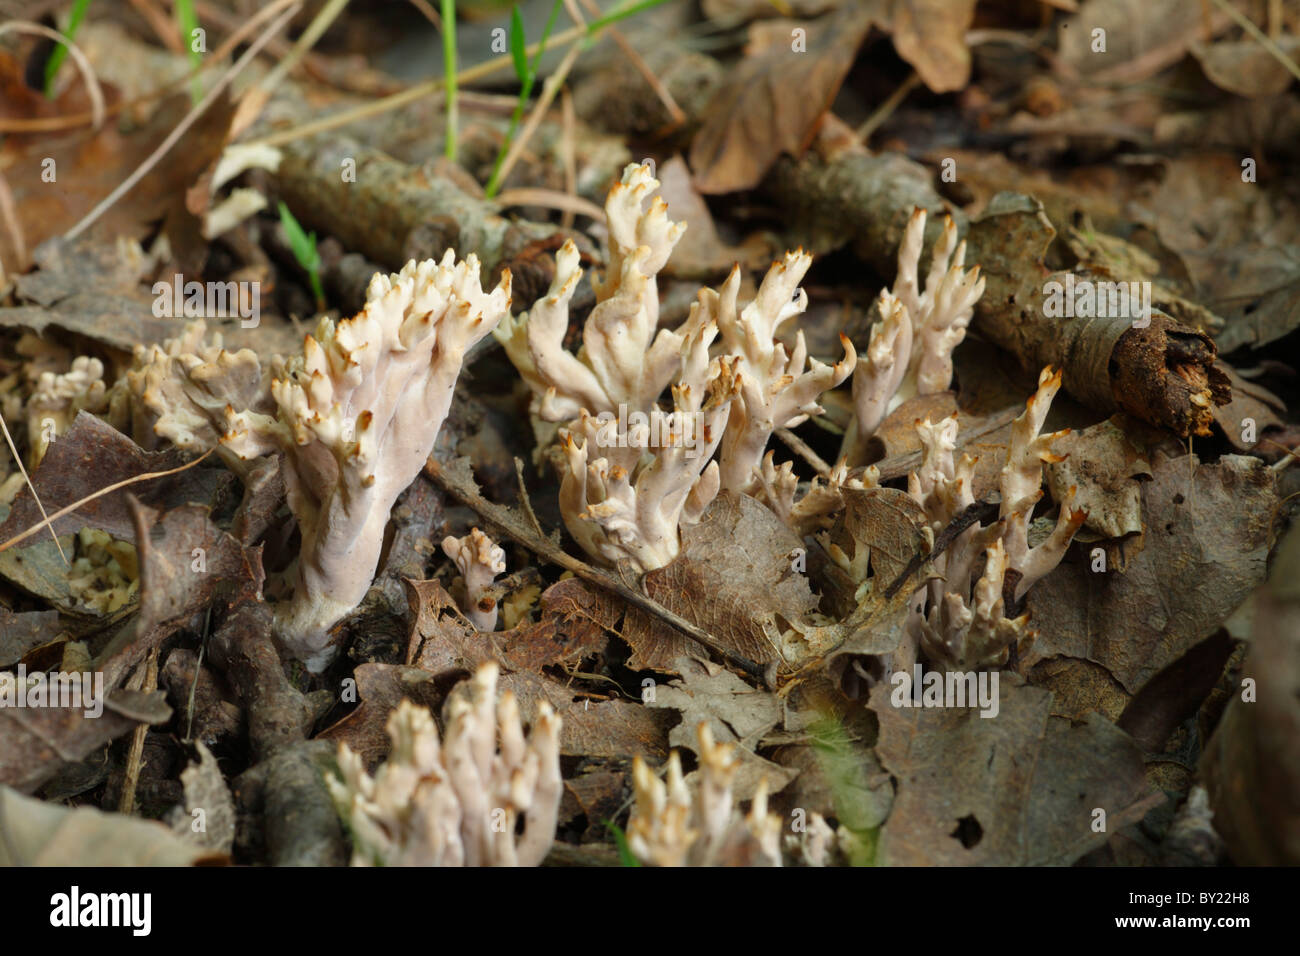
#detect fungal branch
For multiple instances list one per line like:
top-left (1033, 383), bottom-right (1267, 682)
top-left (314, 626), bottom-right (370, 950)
top-left (224, 252), bottom-right (511, 670)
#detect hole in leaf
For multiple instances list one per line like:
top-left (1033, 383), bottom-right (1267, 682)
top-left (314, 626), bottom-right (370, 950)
top-left (951, 814), bottom-right (983, 848)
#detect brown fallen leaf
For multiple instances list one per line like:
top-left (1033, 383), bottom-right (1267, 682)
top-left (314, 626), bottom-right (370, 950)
top-left (0, 237), bottom-right (303, 357)
top-left (622, 492), bottom-right (818, 673)
top-left (562, 767), bottom-right (629, 838)
top-left (1027, 452), bottom-right (1276, 693)
top-left (167, 741), bottom-right (235, 855)
top-left (886, 0), bottom-right (979, 93)
top-left (1191, 37), bottom-right (1300, 98)
top-left (1057, 0), bottom-right (1230, 83)
top-left (1211, 362), bottom-right (1286, 454)
top-left (645, 655), bottom-right (794, 801)
top-left (871, 678), bottom-right (1161, 865)
top-left (500, 669), bottom-right (674, 763)
top-left (0, 784), bottom-right (223, 866)
top-left (318, 660), bottom-right (673, 766)
top-left (0, 91), bottom-right (233, 271)
top-left (0, 688), bottom-right (171, 794)
top-left (1200, 522), bottom-right (1300, 864)
top-left (406, 576), bottom-right (616, 676)
top-left (1117, 629), bottom-right (1235, 754)
top-left (689, 4), bottom-right (875, 193)
top-left (822, 486), bottom-right (929, 665)
top-left (0, 609), bottom-right (62, 667)
top-left (1044, 418), bottom-right (1152, 540)
top-left (315, 662), bottom-right (445, 769)
top-left (94, 499), bottom-right (264, 691)
top-left (0, 413), bottom-right (233, 549)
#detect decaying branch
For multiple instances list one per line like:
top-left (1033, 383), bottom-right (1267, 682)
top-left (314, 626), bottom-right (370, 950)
top-left (965, 194), bottom-right (1231, 437)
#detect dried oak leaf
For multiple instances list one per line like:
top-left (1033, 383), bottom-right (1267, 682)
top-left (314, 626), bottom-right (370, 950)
top-left (1044, 417), bottom-right (1151, 540)
top-left (871, 678), bottom-right (1161, 865)
top-left (884, 0), bottom-right (980, 93)
top-left (622, 492), bottom-right (819, 673)
top-left (0, 609), bottom-right (62, 667)
top-left (1200, 522), bottom-right (1300, 864)
top-left (689, 4), bottom-right (875, 193)
top-left (1027, 452), bottom-right (1275, 693)
top-left (0, 784), bottom-right (223, 865)
top-left (167, 740), bottom-right (236, 855)
top-left (0, 413), bottom-right (233, 548)
top-left (94, 499), bottom-right (265, 691)
top-left (0, 688), bottom-right (171, 794)
top-left (646, 655), bottom-right (794, 801)
top-left (406, 576), bottom-right (616, 675)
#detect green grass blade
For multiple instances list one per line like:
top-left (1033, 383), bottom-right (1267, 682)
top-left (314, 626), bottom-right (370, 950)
top-left (509, 5), bottom-right (528, 84)
top-left (175, 0), bottom-right (204, 104)
top-left (43, 0), bottom-right (93, 98)
top-left (604, 821), bottom-right (641, 867)
top-left (442, 0), bottom-right (458, 161)
top-left (484, 0), bottom-right (563, 197)
top-left (278, 201), bottom-right (324, 307)
top-left (585, 0), bottom-right (671, 35)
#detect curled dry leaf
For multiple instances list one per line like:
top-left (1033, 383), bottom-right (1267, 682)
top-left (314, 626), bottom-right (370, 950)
top-left (870, 678), bottom-right (1161, 865)
top-left (0, 785), bottom-right (223, 866)
top-left (167, 741), bottom-right (236, 855)
top-left (622, 493), bottom-right (819, 673)
top-left (1044, 418), bottom-right (1151, 540)
top-left (885, 0), bottom-right (980, 93)
top-left (1027, 452), bottom-right (1276, 693)
top-left (0, 689), bottom-right (171, 794)
top-left (1200, 523), bottom-right (1300, 865)
top-left (689, 5), bottom-right (875, 193)
top-left (93, 500), bottom-right (265, 691)
top-left (644, 656), bottom-right (795, 802)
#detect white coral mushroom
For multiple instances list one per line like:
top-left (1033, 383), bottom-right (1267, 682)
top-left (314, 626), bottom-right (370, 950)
top-left (711, 255), bottom-right (856, 494)
top-left (223, 252), bottom-right (511, 670)
top-left (998, 366), bottom-right (1087, 601)
top-left (328, 661), bottom-right (562, 867)
top-left (26, 356), bottom-right (107, 466)
top-left (627, 723), bottom-right (782, 867)
top-left (125, 320), bottom-right (269, 474)
top-left (754, 452), bottom-right (878, 537)
top-left (494, 163), bottom-right (690, 422)
top-left (557, 364), bottom-right (734, 573)
top-left (903, 366), bottom-right (1086, 671)
top-left (441, 528), bottom-right (507, 631)
top-left (845, 208), bottom-right (985, 463)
